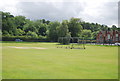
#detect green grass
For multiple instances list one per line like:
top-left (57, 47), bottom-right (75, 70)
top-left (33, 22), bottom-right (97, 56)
top-left (2, 42), bottom-right (118, 79)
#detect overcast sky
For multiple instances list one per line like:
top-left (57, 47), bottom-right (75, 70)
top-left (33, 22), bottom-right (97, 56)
top-left (0, 0), bottom-right (119, 27)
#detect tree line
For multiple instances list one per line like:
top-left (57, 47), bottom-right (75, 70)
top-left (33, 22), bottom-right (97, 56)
top-left (1, 11), bottom-right (119, 42)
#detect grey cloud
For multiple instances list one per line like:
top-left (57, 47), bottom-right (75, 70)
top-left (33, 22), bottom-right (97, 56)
top-left (16, 2), bottom-right (84, 21)
top-left (99, 2), bottom-right (118, 26)
top-left (15, 1), bottom-right (118, 26)
top-left (82, 2), bottom-right (118, 26)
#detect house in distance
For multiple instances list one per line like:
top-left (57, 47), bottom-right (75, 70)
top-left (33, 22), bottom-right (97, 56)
top-left (96, 30), bottom-right (120, 44)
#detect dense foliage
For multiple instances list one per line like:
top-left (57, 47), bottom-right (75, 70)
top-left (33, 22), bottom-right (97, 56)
top-left (1, 11), bottom-right (119, 42)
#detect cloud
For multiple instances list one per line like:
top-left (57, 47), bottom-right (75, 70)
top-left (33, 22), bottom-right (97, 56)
top-left (0, 0), bottom-right (21, 15)
top-left (15, 1), bottom-right (85, 22)
top-left (79, 1), bottom-right (118, 26)
top-left (0, 0), bottom-right (119, 27)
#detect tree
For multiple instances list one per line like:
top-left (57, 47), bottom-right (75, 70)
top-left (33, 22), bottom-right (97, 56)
top-left (90, 23), bottom-right (101, 32)
top-left (2, 11), bottom-right (117, 41)
top-left (111, 25), bottom-right (117, 30)
top-left (68, 18), bottom-right (83, 37)
top-left (101, 25), bottom-right (108, 31)
top-left (57, 20), bottom-right (70, 37)
top-left (82, 29), bottom-right (92, 39)
top-left (2, 12), bottom-right (16, 36)
top-left (2, 31), bottom-right (10, 36)
top-left (23, 20), bottom-right (37, 33)
top-left (48, 21), bottom-right (60, 41)
top-left (117, 28), bottom-right (120, 31)
top-left (26, 31), bottom-right (38, 38)
top-left (38, 24), bottom-right (47, 36)
top-left (16, 28), bottom-right (25, 36)
top-left (91, 31), bottom-right (99, 39)
top-left (33, 20), bottom-right (48, 36)
top-left (14, 16), bottom-right (26, 30)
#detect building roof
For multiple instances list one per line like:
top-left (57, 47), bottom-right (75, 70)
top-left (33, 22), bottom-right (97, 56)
top-left (99, 30), bottom-right (120, 36)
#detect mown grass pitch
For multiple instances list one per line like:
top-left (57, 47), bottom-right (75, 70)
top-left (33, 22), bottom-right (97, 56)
top-left (2, 42), bottom-right (118, 79)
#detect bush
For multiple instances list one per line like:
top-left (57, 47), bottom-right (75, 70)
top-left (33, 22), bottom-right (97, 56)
top-left (63, 38), bottom-right (70, 45)
top-left (58, 37), bottom-right (70, 45)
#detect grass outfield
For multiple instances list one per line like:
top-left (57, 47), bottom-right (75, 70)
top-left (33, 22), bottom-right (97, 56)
top-left (2, 42), bottom-right (118, 79)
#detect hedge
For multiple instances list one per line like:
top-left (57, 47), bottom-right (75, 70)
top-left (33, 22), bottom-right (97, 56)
top-left (2, 36), bottom-right (50, 42)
